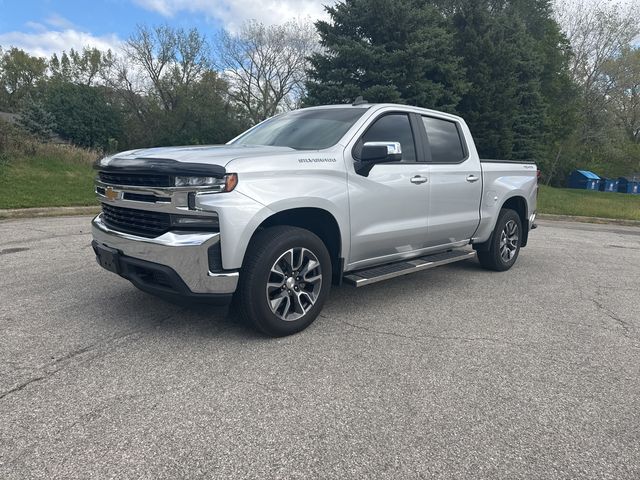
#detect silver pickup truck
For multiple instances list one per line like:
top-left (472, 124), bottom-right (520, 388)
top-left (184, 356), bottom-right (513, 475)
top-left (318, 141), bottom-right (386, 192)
top-left (92, 103), bottom-right (538, 336)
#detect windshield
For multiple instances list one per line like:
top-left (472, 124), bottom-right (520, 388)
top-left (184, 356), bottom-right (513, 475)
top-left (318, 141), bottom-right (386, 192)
top-left (231, 108), bottom-right (367, 150)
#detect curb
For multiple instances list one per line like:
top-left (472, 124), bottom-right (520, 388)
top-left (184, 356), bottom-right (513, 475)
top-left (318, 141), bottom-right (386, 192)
top-left (537, 213), bottom-right (640, 227)
top-left (0, 206), bottom-right (100, 220)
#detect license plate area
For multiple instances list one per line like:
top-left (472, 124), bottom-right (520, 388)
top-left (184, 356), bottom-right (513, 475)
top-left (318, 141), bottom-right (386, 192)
top-left (93, 243), bottom-right (121, 274)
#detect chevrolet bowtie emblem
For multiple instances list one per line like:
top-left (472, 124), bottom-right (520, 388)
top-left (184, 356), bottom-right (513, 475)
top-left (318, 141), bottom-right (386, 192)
top-left (104, 187), bottom-right (120, 201)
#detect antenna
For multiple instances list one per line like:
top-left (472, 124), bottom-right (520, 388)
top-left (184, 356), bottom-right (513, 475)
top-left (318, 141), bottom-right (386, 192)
top-left (352, 96), bottom-right (368, 106)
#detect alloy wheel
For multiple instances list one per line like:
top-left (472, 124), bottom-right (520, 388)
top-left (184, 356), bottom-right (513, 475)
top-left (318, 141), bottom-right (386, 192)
top-left (266, 247), bottom-right (323, 321)
top-left (499, 219), bottom-right (519, 262)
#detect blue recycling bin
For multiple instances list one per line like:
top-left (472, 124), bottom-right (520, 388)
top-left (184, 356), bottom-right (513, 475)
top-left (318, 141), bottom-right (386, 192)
top-left (617, 177), bottom-right (640, 194)
top-left (567, 170), bottom-right (601, 190)
top-left (598, 178), bottom-right (619, 192)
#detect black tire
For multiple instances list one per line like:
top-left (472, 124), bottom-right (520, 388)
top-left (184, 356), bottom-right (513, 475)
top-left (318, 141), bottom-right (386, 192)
top-left (235, 226), bottom-right (332, 337)
top-left (477, 209), bottom-right (522, 272)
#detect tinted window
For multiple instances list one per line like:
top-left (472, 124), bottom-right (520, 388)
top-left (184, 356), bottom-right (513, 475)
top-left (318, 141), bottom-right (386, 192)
top-left (423, 117), bottom-right (465, 163)
top-left (231, 108), bottom-right (366, 150)
top-left (359, 114), bottom-right (416, 162)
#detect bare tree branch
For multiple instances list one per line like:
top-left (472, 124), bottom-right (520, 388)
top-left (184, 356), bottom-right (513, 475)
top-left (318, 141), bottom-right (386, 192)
top-left (216, 20), bottom-right (318, 123)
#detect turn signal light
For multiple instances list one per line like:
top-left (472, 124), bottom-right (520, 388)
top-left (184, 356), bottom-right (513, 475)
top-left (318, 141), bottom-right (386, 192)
top-left (225, 173), bottom-right (238, 192)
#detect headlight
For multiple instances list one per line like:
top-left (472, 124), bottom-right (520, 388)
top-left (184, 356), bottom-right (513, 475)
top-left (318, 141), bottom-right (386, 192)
top-left (174, 173), bottom-right (238, 192)
top-left (175, 176), bottom-right (219, 187)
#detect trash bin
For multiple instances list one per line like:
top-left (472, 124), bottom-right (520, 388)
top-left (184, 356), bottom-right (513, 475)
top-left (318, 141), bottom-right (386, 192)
top-left (598, 178), bottom-right (619, 192)
top-left (567, 170), bottom-right (601, 190)
top-left (617, 177), bottom-right (640, 194)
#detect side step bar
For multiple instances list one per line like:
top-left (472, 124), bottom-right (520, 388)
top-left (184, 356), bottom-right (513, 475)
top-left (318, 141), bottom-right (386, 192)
top-left (343, 250), bottom-right (476, 287)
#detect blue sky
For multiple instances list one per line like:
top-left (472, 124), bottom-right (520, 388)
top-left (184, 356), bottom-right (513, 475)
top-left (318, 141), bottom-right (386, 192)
top-left (2, 0), bottom-right (632, 58)
top-left (0, 0), bottom-right (332, 57)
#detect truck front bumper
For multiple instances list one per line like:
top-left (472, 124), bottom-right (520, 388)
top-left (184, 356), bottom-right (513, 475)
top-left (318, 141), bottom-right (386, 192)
top-left (91, 214), bottom-right (238, 303)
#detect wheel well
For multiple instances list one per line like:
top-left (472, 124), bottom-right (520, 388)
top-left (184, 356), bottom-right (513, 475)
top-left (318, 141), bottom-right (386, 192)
top-left (253, 208), bottom-right (343, 280)
top-left (502, 196), bottom-right (529, 247)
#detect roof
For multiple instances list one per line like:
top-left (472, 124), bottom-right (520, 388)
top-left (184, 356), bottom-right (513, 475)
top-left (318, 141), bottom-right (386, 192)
top-left (576, 170), bottom-right (600, 180)
top-left (301, 103), bottom-right (465, 123)
top-left (302, 104), bottom-right (373, 110)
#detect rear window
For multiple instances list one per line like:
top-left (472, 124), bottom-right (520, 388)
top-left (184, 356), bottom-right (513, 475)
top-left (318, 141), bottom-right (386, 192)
top-left (422, 116), bottom-right (466, 163)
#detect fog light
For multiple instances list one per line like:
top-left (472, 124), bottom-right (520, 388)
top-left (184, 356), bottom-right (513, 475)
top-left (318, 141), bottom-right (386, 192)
top-left (170, 214), bottom-right (219, 230)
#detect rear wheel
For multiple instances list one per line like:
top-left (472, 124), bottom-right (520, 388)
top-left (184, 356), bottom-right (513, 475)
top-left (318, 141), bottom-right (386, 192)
top-left (236, 226), bottom-right (332, 336)
top-left (477, 209), bottom-right (522, 271)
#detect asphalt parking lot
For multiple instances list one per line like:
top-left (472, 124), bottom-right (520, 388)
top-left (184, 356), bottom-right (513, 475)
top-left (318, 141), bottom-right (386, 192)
top-left (0, 216), bottom-right (638, 479)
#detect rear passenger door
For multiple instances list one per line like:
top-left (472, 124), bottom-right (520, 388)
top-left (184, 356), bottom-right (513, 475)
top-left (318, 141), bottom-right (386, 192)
top-left (421, 115), bottom-right (482, 247)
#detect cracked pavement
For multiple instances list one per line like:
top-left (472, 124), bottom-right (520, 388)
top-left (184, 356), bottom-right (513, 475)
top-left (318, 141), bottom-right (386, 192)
top-left (0, 216), bottom-right (639, 479)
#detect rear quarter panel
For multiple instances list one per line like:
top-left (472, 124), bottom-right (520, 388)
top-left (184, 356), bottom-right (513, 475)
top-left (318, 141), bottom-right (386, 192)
top-left (474, 162), bottom-right (538, 243)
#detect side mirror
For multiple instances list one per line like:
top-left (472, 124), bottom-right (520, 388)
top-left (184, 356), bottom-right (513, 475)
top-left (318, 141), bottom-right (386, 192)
top-left (356, 142), bottom-right (402, 176)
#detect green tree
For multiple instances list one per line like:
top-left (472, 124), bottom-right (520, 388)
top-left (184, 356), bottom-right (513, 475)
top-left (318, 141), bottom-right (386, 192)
top-left (552, 0), bottom-right (640, 183)
top-left (43, 82), bottom-right (122, 149)
top-left (602, 47), bottom-right (640, 144)
top-left (50, 47), bottom-right (114, 86)
top-left (555, 0), bottom-right (639, 145)
top-left (17, 99), bottom-right (57, 139)
top-left (154, 70), bottom-right (243, 146)
top-left (512, 0), bottom-right (578, 180)
top-left (110, 25), bottom-right (243, 147)
top-left (304, 0), bottom-right (468, 111)
top-left (448, 0), bottom-right (575, 166)
top-left (0, 47), bottom-right (47, 110)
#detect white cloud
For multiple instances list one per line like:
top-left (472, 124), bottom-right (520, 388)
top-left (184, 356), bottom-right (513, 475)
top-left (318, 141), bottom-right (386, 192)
top-left (24, 21), bottom-right (47, 32)
top-left (0, 29), bottom-right (122, 58)
top-left (45, 13), bottom-right (77, 30)
top-left (133, 0), bottom-right (335, 29)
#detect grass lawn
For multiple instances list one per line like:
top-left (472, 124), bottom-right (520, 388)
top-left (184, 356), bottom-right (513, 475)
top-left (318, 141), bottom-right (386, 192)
top-left (538, 185), bottom-right (640, 221)
top-left (1, 155), bottom-right (639, 223)
top-left (0, 156), bottom-right (97, 209)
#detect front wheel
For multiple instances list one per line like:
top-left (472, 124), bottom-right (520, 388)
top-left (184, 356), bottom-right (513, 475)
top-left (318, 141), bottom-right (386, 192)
top-left (477, 209), bottom-right (522, 271)
top-left (236, 226), bottom-right (332, 336)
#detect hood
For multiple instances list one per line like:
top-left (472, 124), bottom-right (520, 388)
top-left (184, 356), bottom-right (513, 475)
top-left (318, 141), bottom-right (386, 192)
top-left (101, 144), bottom-right (297, 168)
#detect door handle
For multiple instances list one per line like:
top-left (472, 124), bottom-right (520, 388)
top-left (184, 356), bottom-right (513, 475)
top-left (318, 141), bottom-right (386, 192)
top-left (410, 175), bottom-right (428, 185)
top-left (466, 175), bottom-right (480, 183)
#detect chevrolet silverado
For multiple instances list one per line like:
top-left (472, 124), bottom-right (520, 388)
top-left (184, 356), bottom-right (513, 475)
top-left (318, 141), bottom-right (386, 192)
top-left (91, 102), bottom-right (538, 336)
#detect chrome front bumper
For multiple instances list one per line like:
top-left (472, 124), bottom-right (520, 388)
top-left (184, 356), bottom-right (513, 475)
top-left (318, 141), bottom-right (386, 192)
top-left (91, 214), bottom-right (238, 295)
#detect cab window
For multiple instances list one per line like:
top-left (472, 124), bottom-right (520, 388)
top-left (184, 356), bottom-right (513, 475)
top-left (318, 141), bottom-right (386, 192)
top-left (355, 114), bottom-right (417, 162)
top-left (422, 116), bottom-right (466, 163)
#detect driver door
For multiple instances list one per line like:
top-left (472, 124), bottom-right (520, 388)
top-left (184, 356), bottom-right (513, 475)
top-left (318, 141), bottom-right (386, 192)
top-left (346, 112), bottom-right (430, 268)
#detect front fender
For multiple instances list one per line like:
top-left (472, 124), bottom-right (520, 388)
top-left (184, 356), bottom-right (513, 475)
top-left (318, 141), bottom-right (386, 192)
top-left (198, 173), bottom-right (350, 269)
